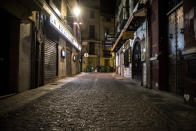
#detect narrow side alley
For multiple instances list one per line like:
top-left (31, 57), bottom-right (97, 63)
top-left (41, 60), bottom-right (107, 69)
top-left (0, 73), bottom-right (196, 131)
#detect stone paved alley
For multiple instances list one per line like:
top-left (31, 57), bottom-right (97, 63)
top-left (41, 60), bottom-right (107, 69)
top-left (0, 73), bottom-right (196, 131)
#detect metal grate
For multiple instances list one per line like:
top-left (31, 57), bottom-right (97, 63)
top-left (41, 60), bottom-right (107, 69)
top-left (44, 39), bottom-right (57, 81)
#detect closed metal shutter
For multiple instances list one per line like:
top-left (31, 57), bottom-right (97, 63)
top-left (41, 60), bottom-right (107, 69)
top-left (44, 39), bottom-right (57, 81)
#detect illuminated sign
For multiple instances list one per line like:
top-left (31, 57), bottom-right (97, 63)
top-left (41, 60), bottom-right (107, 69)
top-left (50, 16), bottom-right (81, 51)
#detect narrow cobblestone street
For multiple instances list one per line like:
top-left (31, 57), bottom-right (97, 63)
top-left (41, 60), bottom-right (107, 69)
top-left (0, 73), bottom-right (196, 131)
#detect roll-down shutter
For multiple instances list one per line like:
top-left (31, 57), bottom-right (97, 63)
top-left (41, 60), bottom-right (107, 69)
top-left (44, 39), bottom-right (57, 80)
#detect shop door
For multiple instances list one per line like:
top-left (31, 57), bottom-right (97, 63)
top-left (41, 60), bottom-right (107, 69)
top-left (66, 50), bottom-right (71, 75)
top-left (0, 11), bottom-right (11, 95)
top-left (44, 39), bottom-right (57, 82)
top-left (132, 42), bottom-right (142, 81)
top-left (168, 6), bottom-right (184, 94)
top-left (0, 10), bottom-right (18, 95)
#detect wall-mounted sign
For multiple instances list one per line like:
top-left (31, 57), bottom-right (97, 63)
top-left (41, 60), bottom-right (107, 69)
top-left (50, 16), bottom-right (81, 51)
top-left (61, 48), bottom-right (66, 58)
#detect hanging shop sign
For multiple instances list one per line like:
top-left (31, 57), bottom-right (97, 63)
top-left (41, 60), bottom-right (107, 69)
top-left (122, 31), bottom-right (134, 40)
top-left (50, 15), bottom-right (81, 51)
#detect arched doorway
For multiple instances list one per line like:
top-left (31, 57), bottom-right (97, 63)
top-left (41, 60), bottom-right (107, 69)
top-left (132, 41), bottom-right (142, 81)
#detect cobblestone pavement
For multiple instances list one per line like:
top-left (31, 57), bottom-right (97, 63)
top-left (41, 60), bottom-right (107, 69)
top-left (0, 73), bottom-right (196, 131)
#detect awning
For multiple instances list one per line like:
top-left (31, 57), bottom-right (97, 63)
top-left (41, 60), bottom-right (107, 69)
top-left (112, 4), bottom-right (146, 52)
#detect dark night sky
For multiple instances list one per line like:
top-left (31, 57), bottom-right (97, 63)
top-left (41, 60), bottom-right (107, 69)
top-left (100, 0), bottom-right (116, 16)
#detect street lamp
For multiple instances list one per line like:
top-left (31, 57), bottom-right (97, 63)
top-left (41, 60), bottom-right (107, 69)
top-left (73, 7), bottom-right (81, 17)
top-left (74, 22), bottom-right (82, 25)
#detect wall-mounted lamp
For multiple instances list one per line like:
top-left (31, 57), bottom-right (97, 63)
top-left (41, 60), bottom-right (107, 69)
top-left (73, 22), bottom-right (82, 25)
top-left (79, 58), bottom-right (82, 63)
top-left (61, 48), bottom-right (66, 59)
top-left (73, 7), bottom-right (81, 17)
top-left (73, 55), bottom-right (76, 62)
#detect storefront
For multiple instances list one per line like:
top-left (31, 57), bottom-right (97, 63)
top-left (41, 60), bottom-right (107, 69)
top-left (36, 2), bottom-right (81, 83)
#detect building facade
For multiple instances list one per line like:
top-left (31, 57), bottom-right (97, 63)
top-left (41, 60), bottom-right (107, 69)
top-left (80, 0), bottom-right (115, 72)
top-left (0, 0), bottom-right (82, 96)
top-left (113, 0), bottom-right (196, 104)
top-left (114, 0), bottom-right (147, 85)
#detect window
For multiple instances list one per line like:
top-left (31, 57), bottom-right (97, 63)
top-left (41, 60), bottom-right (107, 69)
top-left (89, 42), bottom-right (95, 55)
top-left (90, 10), bottom-right (95, 18)
top-left (89, 25), bottom-right (95, 39)
top-left (105, 59), bottom-right (110, 66)
top-left (103, 50), bottom-right (112, 58)
top-left (106, 17), bottom-right (111, 22)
